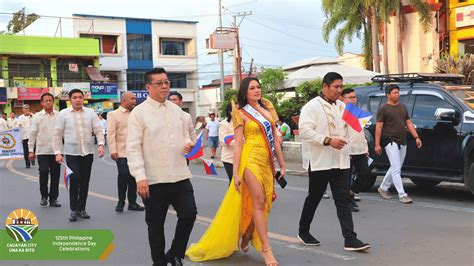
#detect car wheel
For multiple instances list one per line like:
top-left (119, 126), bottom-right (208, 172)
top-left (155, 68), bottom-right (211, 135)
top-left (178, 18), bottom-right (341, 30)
top-left (356, 173), bottom-right (377, 192)
top-left (410, 178), bottom-right (441, 188)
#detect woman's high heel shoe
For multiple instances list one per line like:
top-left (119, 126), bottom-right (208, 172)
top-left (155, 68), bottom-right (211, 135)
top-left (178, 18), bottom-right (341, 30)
top-left (240, 233), bottom-right (252, 253)
top-left (261, 247), bottom-right (279, 266)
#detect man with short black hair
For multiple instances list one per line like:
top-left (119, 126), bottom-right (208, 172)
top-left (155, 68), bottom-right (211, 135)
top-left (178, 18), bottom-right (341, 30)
top-left (127, 67), bottom-right (196, 266)
top-left (375, 84), bottom-right (422, 204)
top-left (169, 91), bottom-right (196, 144)
top-left (0, 112), bottom-right (7, 131)
top-left (29, 93), bottom-right (61, 207)
top-left (297, 72), bottom-right (370, 251)
top-left (341, 88), bottom-right (371, 212)
top-left (7, 112), bottom-right (18, 129)
top-left (204, 112), bottom-right (219, 159)
top-left (54, 89), bottom-right (105, 222)
top-left (18, 104), bottom-right (35, 168)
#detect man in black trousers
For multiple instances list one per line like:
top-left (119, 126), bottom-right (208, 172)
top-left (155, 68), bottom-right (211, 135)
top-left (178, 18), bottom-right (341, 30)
top-left (107, 92), bottom-right (144, 213)
top-left (127, 68), bottom-right (196, 266)
top-left (297, 72), bottom-right (370, 251)
top-left (28, 93), bottom-right (61, 207)
top-left (53, 89), bottom-right (105, 222)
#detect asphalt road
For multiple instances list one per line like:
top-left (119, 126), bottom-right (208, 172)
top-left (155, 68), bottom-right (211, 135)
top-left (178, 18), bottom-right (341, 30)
top-left (1, 154), bottom-right (473, 266)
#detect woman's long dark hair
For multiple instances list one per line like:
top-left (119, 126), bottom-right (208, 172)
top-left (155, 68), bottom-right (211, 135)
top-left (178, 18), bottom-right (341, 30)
top-left (237, 77), bottom-right (266, 109)
top-left (225, 102), bottom-right (232, 122)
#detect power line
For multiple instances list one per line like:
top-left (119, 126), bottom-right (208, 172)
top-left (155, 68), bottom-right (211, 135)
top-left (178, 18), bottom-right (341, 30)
top-left (251, 11), bottom-right (323, 31)
top-left (240, 36), bottom-right (335, 53)
top-left (243, 43), bottom-right (330, 57)
top-left (245, 17), bottom-right (335, 50)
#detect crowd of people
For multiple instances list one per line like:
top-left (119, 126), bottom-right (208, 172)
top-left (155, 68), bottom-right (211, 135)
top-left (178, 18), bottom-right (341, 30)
top-left (0, 67), bottom-right (424, 266)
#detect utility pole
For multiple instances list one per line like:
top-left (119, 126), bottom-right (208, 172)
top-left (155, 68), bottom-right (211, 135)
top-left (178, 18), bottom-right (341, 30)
top-left (248, 58), bottom-right (254, 75)
top-left (231, 11), bottom-right (252, 90)
top-left (218, 0), bottom-right (225, 109)
top-left (232, 16), bottom-right (238, 90)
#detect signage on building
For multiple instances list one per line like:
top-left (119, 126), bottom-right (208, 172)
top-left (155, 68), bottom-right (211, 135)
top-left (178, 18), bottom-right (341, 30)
top-left (86, 101), bottom-right (115, 114)
top-left (17, 88), bottom-right (49, 100)
top-left (126, 90), bottom-right (148, 104)
top-left (0, 87), bottom-right (6, 104)
top-left (69, 63), bottom-right (79, 73)
top-left (456, 5), bottom-right (474, 28)
top-left (13, 77), bottom-right (48, 88)
top-left (61, 83), bottom-right (92, 100)
top-left (210, 32), bottom-right (236, 49)
top-left (13, 99), bottom-right (24, 108)
top-left (90, 83), bottom-right (118, 99)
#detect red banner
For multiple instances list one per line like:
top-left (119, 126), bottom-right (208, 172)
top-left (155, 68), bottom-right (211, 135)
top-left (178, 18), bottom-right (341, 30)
top-left (17, 88), bottom-right (49, 100)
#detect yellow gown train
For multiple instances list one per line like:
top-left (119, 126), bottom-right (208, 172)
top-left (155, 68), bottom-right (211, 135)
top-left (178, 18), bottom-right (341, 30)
top-left (186, 99), bottom-right (278, 262)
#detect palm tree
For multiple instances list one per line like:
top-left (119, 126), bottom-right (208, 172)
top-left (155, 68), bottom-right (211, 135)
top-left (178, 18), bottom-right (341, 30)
top-left (380, 0), bottom-right (432, 73)
top-left (322, 0), bottom-right (374, 70)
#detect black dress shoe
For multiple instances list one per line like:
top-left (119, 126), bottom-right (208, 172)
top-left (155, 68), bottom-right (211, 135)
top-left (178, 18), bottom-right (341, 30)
top-left (26, 165), bottom-right (30, 169)
top-left (128, 203), bottom-right (145, 211)
top-left (78, 211), bottom-right (90, 219)
top-left (40, 197), bottom-right (48, 206)
top-left (50, 200), bottom-right (61, 207)
top-left (69, 211), bottom-right (78, 222)
top-left (115, 202), bottom-right (125, 213)
top-left (31, 160), bottom-right (35, 166)
top-left (167, 257), bottom-right (183, 266)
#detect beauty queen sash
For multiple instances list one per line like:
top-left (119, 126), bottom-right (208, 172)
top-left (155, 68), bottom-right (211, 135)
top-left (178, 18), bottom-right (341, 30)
top-left (242, 104), bottom-right (276, 158)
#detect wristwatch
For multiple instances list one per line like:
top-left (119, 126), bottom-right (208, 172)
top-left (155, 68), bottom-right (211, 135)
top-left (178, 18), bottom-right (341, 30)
top-left (323, 137), bottom-right (331, 146)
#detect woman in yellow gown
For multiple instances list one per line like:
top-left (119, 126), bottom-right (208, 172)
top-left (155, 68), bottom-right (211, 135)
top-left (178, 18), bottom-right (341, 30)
top-left (186, 77), bottom-right (286, 265)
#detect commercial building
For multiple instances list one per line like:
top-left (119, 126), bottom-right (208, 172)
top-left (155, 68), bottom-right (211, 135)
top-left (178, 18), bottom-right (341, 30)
top-left (72, 14), bottom-right (200, 116)
top-left (383, 0), bottom-right (473, 74)
top-left (0, 34), bottom-right (101, 115)
top-left (448, 0), bottom-right (474, 55)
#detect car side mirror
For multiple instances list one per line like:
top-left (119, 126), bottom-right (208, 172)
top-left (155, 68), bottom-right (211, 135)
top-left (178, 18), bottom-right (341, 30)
top-left (434, 108), bottom-right (458, 122)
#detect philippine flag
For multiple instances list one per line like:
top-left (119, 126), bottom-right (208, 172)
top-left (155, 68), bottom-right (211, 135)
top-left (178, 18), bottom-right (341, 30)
top-left (63, 164), bottom-right (73, 190)
top-left (342, 103), bottom-right (373, 132)
top-left (185, 131), bottom-right (204, 160)
top-left (202, 159), bottom-right (218, 175)
top-left (224, 134), bottom-right (235, 145)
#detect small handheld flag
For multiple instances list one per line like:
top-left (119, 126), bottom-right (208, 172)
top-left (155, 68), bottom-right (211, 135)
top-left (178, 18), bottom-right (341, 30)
top-left (342, 103), bottom-right (373, 132)
top-left (224, 134), bottom-right (235, 145)
top-left (202, 158), bottom-right (218, 175)
top-left (63, 164), bottom-right (73, 190)
top-left (185, 131), bottom-right (204, 160)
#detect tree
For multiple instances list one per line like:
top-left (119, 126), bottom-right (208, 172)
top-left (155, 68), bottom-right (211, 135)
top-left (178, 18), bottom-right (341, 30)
top-left (382, 0), bottom-right (432, 73)
top-left (259, 68), bottom-right (287, 105)
top-left (6, 8), bottom-right (39, 34)
top-left (295, 79), bottom-right (323, 105)
top-left (218, 89), bottom-right (238, 118)
top-left (322, 0), bottom-right (374, 70)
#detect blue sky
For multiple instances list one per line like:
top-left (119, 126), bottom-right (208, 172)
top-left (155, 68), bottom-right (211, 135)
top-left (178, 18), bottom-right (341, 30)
top-left (1, 0), bottom-right (363, 86)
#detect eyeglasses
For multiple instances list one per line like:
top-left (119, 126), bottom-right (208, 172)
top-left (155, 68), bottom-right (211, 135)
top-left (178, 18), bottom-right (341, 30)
top-left (344, 96), bottom-right (357, 99)
top-left (149, 80), bottom-right (170, 87)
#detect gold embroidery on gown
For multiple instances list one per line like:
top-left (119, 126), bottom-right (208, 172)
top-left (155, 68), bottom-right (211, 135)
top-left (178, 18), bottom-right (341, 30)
top-left (186, 99), bottom-right (278, 262)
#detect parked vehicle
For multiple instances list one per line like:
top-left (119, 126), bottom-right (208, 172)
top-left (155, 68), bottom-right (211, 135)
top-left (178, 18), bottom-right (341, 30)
top-left (354, 73), bottom-right (474, 194)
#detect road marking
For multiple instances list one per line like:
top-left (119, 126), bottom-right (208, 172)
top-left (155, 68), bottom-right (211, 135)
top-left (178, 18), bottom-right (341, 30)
top-left (287, 244), bottom-right (356, 261)
top-left (193, 174), bottom-right (474, 213)
top-left (6, 159), bottom-right (354, 261)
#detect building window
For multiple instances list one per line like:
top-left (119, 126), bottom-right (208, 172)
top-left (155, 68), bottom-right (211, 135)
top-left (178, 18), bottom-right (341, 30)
top-left (168, 73), bottom-right (187, 88)
top-left (161, 39), bottom-right (186, 56)
top-left (80, 34), bottom-right (119, 54)
top-left (127, 34), bottom-right (152, 61)
top-left (127, 71), bottom-right (146, 90)
top-left (458, 39), bottom-right (474, 55)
